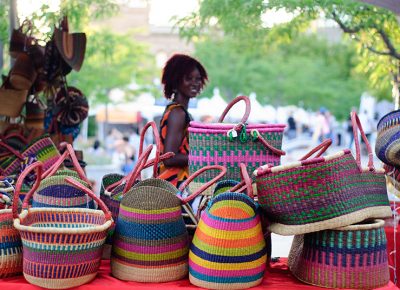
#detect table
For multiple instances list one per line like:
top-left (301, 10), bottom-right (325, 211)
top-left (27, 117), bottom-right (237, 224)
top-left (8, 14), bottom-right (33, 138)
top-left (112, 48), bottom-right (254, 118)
top-left (0, 258), bottom-right (398, 290)
top-left (386, 222), bottom-right (400, 287)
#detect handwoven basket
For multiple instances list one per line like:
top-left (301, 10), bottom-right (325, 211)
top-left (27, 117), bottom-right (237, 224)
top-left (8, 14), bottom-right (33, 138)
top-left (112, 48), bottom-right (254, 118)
top-left (254, 112), bottom-right (391, 235)
top-left (13, 161), bottom-right (113, 289)
top-left (111, 164), bottom-right (226, 283)
top-left (375, 109), bottom-right (400, 167)
top-left (0, 134), bottom-right (60, 176)
top-left (32, 144), bottom-right (94, 208)
top-left (188, 95), bottom-right (285, 195)
top-left (0, 192), bottom-right (22, 278)
top-left (189, 166), bottom-right (266, 290)
top-left (288, 219), bottom-right (389, 289)
top-left (384, 163), bottom-right (400, 194)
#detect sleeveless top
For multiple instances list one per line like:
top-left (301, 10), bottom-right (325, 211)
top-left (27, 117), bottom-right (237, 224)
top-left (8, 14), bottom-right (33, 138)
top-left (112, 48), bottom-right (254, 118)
top-left (158, 103), bottom-right (192, 188)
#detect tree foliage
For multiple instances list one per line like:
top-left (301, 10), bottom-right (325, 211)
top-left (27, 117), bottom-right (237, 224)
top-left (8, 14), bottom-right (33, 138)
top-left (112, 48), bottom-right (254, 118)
top-left (176, 0), bottom-right (399, 104)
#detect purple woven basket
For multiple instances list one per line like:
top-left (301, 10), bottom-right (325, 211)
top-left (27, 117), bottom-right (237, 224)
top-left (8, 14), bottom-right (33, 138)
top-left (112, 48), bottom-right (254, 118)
top-left (375, 109), bottom-right (400, 167)
top-left (189, 95), bottom-right (285, 195)
top-left (254, 112), bottom-right (391, 235)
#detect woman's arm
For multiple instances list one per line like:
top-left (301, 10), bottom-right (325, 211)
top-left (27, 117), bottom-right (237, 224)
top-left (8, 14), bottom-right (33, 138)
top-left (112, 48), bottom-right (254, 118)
top-left (162, 108), bottom-right (189, 168)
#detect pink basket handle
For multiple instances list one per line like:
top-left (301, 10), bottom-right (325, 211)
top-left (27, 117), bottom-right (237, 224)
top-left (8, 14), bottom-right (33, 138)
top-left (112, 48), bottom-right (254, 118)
top-left (12, 161), bottom-right (43, 219)
top-left (229, 163), bottom-right (254, 199)
top-left (2, 131), bottom-right (28, 145)
top-left (122, 144), bottom-right (154, 195)
top-left (0, 139), bottom-right (24, 160)
top-left (42, 144), bottom-right (89, 183)
top-left (105, 152), bottom-right (175, 193)
top-left (138, 121), bottom-right (161, 178)
top-left (178, 165), bottom-right (227, 204)
top-left (351, 111), bottom-right (374, 171)
top-left (65, 177), bottom-right (113, 221)
top-left (218, 96), bottom-right (251, 131)
top-left (300, 139), bottom-right (332, 161)
top-left (251, 129), bottom-right (286, 156)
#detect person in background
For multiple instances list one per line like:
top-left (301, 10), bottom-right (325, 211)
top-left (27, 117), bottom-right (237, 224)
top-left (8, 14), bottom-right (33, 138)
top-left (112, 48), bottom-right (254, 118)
top-left (287, 112), bottom-right (297, 140)
top-left (158, 54), bottom-right (208, 188)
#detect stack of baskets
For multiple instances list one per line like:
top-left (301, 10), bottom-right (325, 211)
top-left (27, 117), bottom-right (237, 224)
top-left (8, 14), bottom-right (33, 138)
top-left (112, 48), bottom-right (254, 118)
top-left (253, 111), bottom-right (391, 289)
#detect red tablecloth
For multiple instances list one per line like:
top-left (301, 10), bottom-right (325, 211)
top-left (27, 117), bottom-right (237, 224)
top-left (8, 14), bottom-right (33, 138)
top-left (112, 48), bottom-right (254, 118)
top-left (0, 258), bottom-right (398, 290)
top-left (386, 223), bottom-right (400, 287)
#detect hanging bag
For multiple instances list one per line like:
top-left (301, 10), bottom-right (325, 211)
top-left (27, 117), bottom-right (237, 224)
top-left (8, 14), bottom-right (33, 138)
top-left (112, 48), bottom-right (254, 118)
top-left (254, 112), bottom-right (391, 235)
top-left (189, 163), bottom-right (267, 290)
top-left (288, 219), bottom-right (389, 289)
top-left (188, 95), bottom-right (285, 195)
top-left (111, 163), bottom-right (226, 283)
top-left (12, 161), bottom-right (112, 289)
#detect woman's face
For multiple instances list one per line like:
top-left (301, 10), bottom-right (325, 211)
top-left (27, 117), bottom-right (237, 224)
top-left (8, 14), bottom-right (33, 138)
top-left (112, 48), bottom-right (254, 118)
top-left (178, 67), bottom-right (202, 99)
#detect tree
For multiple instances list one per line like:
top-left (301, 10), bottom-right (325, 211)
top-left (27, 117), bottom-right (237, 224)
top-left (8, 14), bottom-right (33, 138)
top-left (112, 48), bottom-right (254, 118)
top-left (176, 0), bottom-right (400, 107)
top-left (194, 33), bottom-right (368, 120)
top-left (0, 0), bottom-right (157, 104)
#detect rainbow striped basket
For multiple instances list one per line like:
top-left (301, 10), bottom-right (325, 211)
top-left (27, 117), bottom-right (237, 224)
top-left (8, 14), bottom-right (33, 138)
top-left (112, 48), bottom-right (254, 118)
top-left (188, 95), bottom-right (285, 195)
top-left (288, 219), bottom-right (389, 289)
top-left (111, 164), bottom-right (226, 283)
top-left (375, 109), bottom-right (400, 167)
top-left (0, 188), bottom-right (23, 278)
top-left (0, 134), bottom-right (60, 176)
top-left (254, 112), bottom-right (391, 235)
top-left (32, 144), bottom-right (94, 208)
top-left (12, 161), bottom-right (113, 289)
top-left (189, 164), bottom-right (267, 290)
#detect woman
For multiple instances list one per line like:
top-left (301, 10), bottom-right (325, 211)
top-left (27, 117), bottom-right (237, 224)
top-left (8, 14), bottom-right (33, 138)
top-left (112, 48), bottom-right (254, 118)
top-left (158, 54), bottom-right (208, 188)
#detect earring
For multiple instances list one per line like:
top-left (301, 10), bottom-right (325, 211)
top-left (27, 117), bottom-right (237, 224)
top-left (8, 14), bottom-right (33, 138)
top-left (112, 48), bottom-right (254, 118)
top-left (171, 90), bottom-right (177, 101)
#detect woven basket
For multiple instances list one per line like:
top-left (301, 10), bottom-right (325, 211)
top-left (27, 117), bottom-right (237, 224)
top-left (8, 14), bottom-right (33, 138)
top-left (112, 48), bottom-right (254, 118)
top-left (384, 163), bottom-right (400, 194)
top-left (254, 112), bottom-right (391, 236)
top-left (32, 143), bottom-right (94, 208)
top-left (188, 95), bottom-right (285, 195)
top-left (100, 126), bottom-right (174, 257)
top-left (375, 109), bottom-right (400, 167)
top-left (0, 134), bottom-right (60, 176)
top-left (111, 164), bottom-right (226, 283)
top-left (189, 164), bottom-right (266, 290)
top-left (12, 161), bottom-right (113, 289)
top-left (288, 219), bottom-right (389, 289)
top-left (0, 191), bottom-right (23, 278)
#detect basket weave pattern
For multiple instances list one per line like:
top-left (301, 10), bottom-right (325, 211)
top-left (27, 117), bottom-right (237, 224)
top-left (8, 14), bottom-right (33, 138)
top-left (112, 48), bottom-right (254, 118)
top-left (256, 151), bottom-right (389, 226)
top-left (189, 192), bottom-right (267, 289)
top-left (375, 109), bottom-right (400, 167)
top-left (289, 220), bottom-right (389, 289)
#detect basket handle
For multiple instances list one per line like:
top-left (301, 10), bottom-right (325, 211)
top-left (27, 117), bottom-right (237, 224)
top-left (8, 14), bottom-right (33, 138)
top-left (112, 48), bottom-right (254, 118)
top-left (0, 139), bottom-right (24, 160)
top-left (65, 177), bottom-right (113, 221)
top-left (138, 121), bottom-right (161, 178)
top-left (299, 139), bottom-right (332, 161)
top-left (218, 96), bottom-right (251, 131)
top-left (122, 144), bottom-right (154, 195)
top-left (105, 152), bottom-right (174, 193)
top-left (351, 111), bottom-right (374, 171)
top-left (251, 129), bottom-right (286, 156)
top-left (0, 193), bottom-right (12, 209)
top-left (42, 144), bottom-right (89, 183)
top-left (12, 161), bottom-right (43, 219)
top-left (178, 165), bottom-right (227, 204)
top-left (229, 163), bottom-right (254, 199)
top-left (2, 131), bottom-right (28, 145)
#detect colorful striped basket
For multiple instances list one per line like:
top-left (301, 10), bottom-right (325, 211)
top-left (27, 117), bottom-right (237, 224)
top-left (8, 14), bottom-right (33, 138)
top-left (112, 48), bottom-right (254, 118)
top-left (32, 143), bottom-right (94, 208)
top-left (100, 122), bottom-right (174, 257)
top-left (188, 95), bottom-right (285, 195)
top-left (0, 190), bottom-right (23, 278)
top-left (12, 161), bottom-right (113, 289)
top-left (111, 164), bottom-right (226, 283)
top-left (288, 219), bottom-right (389, 289)
top-left (189, 164), bottom-right (267, 290)
top-left (254, 112), bottom-right (392, 235)
top-left (375, 109), bottom-right (400, 167)
top-left (0, 134), bottom-right (60, 176)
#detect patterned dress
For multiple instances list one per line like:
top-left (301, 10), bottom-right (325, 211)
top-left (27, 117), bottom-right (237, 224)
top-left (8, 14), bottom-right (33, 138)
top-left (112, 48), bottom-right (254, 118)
top-left (158, 103), bottom-right (192, 188)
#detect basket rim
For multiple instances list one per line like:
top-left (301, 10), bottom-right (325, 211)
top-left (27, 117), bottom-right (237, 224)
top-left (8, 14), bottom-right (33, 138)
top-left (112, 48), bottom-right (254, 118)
top-left (254, 149), bottom-right (385, 176)
top-left (334, 218), bottom-right (384, 231)
top-left (13, 207), bottom-right (112, 234)
top-left (377, 108), bottom-right (400, 129)
top-left (189, 121), bottom-right (285, 131)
